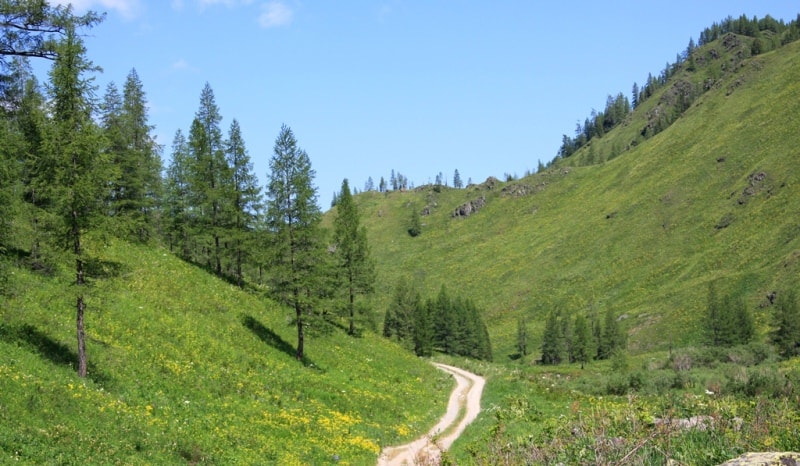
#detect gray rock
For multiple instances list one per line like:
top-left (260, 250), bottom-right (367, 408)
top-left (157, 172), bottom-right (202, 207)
top-left (718, 452), bottom-right (800, 466)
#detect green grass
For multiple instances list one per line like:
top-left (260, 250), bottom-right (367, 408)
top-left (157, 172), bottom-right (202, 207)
top-left (0, 235), bottom-right (451, 465)
top-left (344, 37), bottom-right (800, 359)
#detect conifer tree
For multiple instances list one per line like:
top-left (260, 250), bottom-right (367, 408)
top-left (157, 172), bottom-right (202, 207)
top-left (187, 83), bottom-right (229, 275)
top-left (772, 290), bottom-right (800, 358)
top-left (383, 278), bottom-right (418, 349)
top-left (333, 178), bottom-right (375, 335)
top-left (573, 313), bottom-right (591, 369)
top-left (541, 310), bottom-right (564, 365)
top-left (225, 118), bottom-right (261, 287)
top-left (453, 169), bottom-right (463, 189)
top-left (598, 307), bottom-right (625, 360)
top-left (264, 124), bottom-right (323, 361)
top-left (118, 68), bottom-right (161, 241)
top-left (412, 295), bottom-right (434, 357)
top-left (164, 129), bottom-right (192, 257)
top-left (45, 27), bottom-right (109, 377)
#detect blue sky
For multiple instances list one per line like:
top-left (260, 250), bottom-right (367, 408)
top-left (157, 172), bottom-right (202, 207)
top-left (55, 1), bottom-right (798, 209)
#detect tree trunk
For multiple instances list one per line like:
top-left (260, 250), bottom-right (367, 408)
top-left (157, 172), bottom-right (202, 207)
top-left (348, 284), bottom-right (355, 335)
top-left (295, 298), bottom-right (304, 361)
top-left (77, 294), bottom-right (87, 377)
top-left (73, 210), bottom-right (87, 378)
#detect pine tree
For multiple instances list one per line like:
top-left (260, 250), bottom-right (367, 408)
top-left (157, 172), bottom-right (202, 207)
top-left (264, 124), bottom-right (323, 361)
top-left (187, 83), bottom-right (229, 275)
top-left (119, 68), bottom-right (162, 241)
top-left (412, 294), bottom-right (434, 357)
top-left (45, 26), bottom-right (109, 377)
top-left (383, 278), bottom-right (417, 349)
top-left (772, 290), bottom-right (800, 358)
top-left (453, 169), bottom-right (462, 189)
top-left (164, 130), bottom-right (192, 257)
top-left (333, 179), bottom-right (375, 335)
top-left (573, 314), bottom-right (591, 369)
top-left (225, 118), bottom-right (261, 287)
top-left (598, 308), bottom-right (625, 359)
top-left (541, 310), bottom-right (564, 365)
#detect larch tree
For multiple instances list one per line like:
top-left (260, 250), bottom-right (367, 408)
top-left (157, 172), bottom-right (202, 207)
top-left (164, 129), bottom-right (192, 258)
top-left (117, 68), bottom-right (161, 241)
top-left (598, 307), bottom-right (625, 360)
top-left (225, 118), bottom-right (261, 287)
top-left (573, 313), bottom-right (591, 369)
top-left (453, 169), bottom-right (463, 189)
top-left (0, 1), bottom-right (102, 66)
top-left (772, 290), bottom-right (800, 358)
top-left (383, 277), bottom-right (418, 350)
top-left (264, 124), bottom-right (323, 361)
top-left (45, 26), bottom-right (109, 377)
top-left (333, 178), bottom-right (375, 335)
top-left (187, 83), bottom-right (229, 275)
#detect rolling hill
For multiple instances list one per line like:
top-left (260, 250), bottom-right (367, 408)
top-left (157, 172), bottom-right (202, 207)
top-left (342, 35), bottom-right (800, 360)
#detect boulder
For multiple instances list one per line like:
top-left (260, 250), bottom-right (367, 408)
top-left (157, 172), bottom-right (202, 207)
top-left (452, 196), bottom-right (486, 218)
top-left (718, 452), bottom-right (800, 465)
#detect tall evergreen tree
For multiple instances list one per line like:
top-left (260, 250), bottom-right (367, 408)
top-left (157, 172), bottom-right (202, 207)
top-left (225, 118), bottom-right (261, 287)
top-left (772, 290), bottom-right (800, 358)
top-left (541, 309), bottom-right (565, 365)
top-left (333, 178), bottom-right (375, 335)
top-left (383, 278), bottom-right (418, 350)
top-left (453, 169), bottom-right (463, 189)
top-left (264, 124), bottom-right (323, 361)
top-left (573, 313), bottom-right (591, 369)
top-left (117, 68), bottom-right (161, 241)
top-left (164, 129), bottom-right (192, 257)
top-left (45, 26), bottom-right (108, 377)
top-left (598, 307), bottom-right (625, 360)
top-left (187, 83), bottom-right (229, 275)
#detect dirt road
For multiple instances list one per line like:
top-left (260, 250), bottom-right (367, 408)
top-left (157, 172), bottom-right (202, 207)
top-left (377, 363), bottom-right (486, 466)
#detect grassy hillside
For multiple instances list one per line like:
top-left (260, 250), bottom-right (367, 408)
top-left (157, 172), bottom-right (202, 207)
top-left (342, 36), bottom-right (800, 359)
top-left (0, 235), bottom-right (450, 464)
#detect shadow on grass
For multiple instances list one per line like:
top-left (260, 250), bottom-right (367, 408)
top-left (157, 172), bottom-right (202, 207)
top-left (0, 323), bottom-right (114, 388)
top-left (241, 314), bottom-right (321, 370)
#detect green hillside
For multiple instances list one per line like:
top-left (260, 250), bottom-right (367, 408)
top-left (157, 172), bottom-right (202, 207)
top-left (0, 235), bottom-right (449, 464)
top-left (345, 36), bottom-right (800, 359)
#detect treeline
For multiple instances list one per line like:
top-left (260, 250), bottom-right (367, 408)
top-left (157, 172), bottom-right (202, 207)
top-left (533, 284), bottom-right (800, 368)
top-left (334, 168), bottom-right (470, 206)
top-left (0, 2), bottom-right (378, 374)
top-left (553, 13), bottom-right (800, 166)
top-left (383, 281), bottom-right (493, 361)
top-left (535, 307), bottom-right (625, 368)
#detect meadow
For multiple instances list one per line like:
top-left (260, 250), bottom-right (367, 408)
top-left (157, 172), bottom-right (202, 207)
top-left (0, 235), bottom-right (451, 465)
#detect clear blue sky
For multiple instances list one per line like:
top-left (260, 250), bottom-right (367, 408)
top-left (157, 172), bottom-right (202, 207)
top-left (56, 1), bottom-right (798, 209)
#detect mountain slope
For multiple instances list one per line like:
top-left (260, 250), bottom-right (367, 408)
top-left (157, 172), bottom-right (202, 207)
top-left (0, 237), bottom-right (450, 464)
top-left (345, 37), bottom-right (800, 358)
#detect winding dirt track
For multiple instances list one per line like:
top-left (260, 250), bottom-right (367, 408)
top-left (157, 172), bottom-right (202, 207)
top-left (377, 363), bottom-right (486, 466)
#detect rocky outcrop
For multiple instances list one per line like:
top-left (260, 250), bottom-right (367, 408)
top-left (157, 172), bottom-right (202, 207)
top-left (452, 196), bottom-right (485, 218)
top-left (717, 452), bottom-right (800, 465)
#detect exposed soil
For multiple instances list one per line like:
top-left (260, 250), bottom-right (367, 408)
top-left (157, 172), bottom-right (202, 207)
top-left (377, 363), bottom-right (485, 466)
